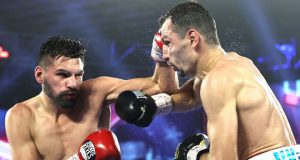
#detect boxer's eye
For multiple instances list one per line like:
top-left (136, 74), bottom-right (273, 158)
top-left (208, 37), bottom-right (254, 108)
top-left (57, 73), bottom-right (70, 78)
top-left (56, 70), bottom-right (71, 78)
top-left (75, 73), bottom-right (83, 77)
top-left (163, 40), bottom-right (171, 47)
top-left (162, 37), bottom-right (171, 47)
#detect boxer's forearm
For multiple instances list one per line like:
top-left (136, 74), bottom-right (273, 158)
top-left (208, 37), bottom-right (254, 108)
top-left (171, 78), bottom-right (200, 112)
top-left (150, 31), bottom-right (179, 94)
top-left (152, 62), bottom-right (179, 94)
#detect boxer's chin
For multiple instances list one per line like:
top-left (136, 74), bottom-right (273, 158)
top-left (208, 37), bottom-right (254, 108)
top-left (56, 94), bottom-right (78, 109)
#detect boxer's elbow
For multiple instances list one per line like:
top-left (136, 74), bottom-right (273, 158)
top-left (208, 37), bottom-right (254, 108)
top-left (158, 83), bottom-right (179, 95)
top-left (157, 77), bottom-right (179, 94)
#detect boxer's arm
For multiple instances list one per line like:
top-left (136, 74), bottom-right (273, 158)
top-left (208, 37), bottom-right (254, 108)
top-left (113, 62), bottom-right (178, 96)
top-left (152, 62), bottom-right (179, 94)
top-left (171, 77), bottom-right (202, 112)
top-left (98, 104), bottom-right (111, 129)
top-left (87, 62), bottom-right (178, 103)
top-left (84, 31), bottom-right (178, 101)
top-left (113, 77), bottom-right (200, 127)
top-left (149, 30), bottom-right (179, 94)
top-left (5, 104), bottom-right (40, 159)
top-left (201, 72), bottom-right (240, 159)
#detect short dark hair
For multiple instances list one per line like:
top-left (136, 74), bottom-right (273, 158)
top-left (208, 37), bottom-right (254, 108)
top-left (159, 1), bottom-right (220, 45)
top-left (38, 36), bottom-right (86, 67)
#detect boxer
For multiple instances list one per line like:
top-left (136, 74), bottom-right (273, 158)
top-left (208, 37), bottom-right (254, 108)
top-left (5, 34), bottom-right (178, 159)
top-left (115, 1), bottom-right (297, 159)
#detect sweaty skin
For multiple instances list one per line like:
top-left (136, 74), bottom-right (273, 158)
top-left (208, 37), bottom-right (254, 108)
top-left (161, 18), bottom-right (296, 160)
top-left (5, 56), bottom-right (178, 160)
top-left (200, 52), bottom-right (296, 159)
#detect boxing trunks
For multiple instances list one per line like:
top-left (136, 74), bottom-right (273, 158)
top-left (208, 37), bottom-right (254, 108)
top-left (249, 145), bottom-right (300, 160)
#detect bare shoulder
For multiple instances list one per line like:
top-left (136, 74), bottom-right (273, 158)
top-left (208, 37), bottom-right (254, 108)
top-left (6, 102), bottom-right (33, 125)
top-left (204, 65), bottom-right (243, 88)
top-left (7, 95), bottom-right (44, 121)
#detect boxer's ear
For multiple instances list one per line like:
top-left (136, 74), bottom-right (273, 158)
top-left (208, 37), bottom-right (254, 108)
top-left (186, 29), bottom-right (205, 49)
top-left (186, 29), bottom-right (201, 48)
top-left (35, 66), bottom-right (44, 84)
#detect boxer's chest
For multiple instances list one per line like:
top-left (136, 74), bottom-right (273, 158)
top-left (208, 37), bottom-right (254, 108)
top-left (31, 113), bottom-right (99, 159)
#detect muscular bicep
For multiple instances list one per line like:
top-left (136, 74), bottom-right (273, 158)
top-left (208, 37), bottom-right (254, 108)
top-left (5, 106), bottom-right (39, 159)
top-left (201, 74), bottom-right (240, 159)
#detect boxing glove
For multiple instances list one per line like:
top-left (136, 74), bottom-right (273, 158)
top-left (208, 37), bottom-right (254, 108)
top-left (115, 90), bottom-right (173, 127)
top-left (174, 133), bottom-right (210, 160)
top-left (69, 129), bottom-right (121, 160)
top-left (151, 31), bottom-right (166, 63)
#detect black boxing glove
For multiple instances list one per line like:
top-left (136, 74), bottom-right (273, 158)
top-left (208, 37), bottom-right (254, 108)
top-left (174, 133), bottom-right (210, 160)
top-left (115, 90), bottom-right (173, 127)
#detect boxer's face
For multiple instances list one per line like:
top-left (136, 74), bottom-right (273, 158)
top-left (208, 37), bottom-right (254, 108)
top-left (160, 18), bottom-right (195, 76)
top-left (42, 56), bottom-right (84, 109)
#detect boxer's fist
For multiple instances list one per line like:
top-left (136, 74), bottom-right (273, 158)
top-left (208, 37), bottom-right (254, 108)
top-left (115, 90), bottom-right (173, 127)
top-left (174, 133), bottom-right (209, 160)
top-left (71, 129), bottom-right (121, 160)
top-left (115, 91), bottom-right (157, 127)
top-left (151, 32), bottom-right (165, 63)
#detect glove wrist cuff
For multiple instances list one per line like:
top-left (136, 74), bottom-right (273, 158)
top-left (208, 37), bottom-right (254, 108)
top-left (151, 93), bottom-right (173, 115)
top-left (68, 153), bottom-right (80, 160)
top-left (187, 145), bottom-right (209, 160)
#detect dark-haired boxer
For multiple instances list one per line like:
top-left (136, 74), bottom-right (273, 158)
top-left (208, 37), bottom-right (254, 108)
top-left (5, 35), bottom-right (178, 159)
top-left (115, 1), bottom-right (297, 160)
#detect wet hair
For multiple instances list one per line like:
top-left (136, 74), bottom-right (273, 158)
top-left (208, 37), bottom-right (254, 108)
top-left (159, 1), bottom-right (220, 45)
top-left (37, 36), bottom-right (86, 68)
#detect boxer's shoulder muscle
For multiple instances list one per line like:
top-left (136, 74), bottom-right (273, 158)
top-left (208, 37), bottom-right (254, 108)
top-left (6, 99), bottom-right (41, 159)
top-left (6, 100), bottom-right (34, 125)
top-left (200, 64), bottom-right (244, 115)
top-left (202, 65), bottom-right (243, 93)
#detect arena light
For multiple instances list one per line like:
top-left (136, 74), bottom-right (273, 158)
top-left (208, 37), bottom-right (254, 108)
top-left (0, 46), bottom-right (10, 59)
top-left (283, 79), bottom-right (300, 96)
top-left (272, 39), bottom-right (297, 71)
top-left (284, 94), bottom-right (299, 106)
top-left (0, 51), bottom-right (10, 59)
top-left (282, 79), bottom-right (300, 107)
top-left (297, 80), bottom-right (300, 96)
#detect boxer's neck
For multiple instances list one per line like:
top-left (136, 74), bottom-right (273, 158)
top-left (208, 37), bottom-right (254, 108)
top-left (196, 45), bottom-right (226, 79)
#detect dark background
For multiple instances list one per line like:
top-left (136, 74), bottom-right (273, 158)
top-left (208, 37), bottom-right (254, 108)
top-left (0, 0), bottom-right (299, 159)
